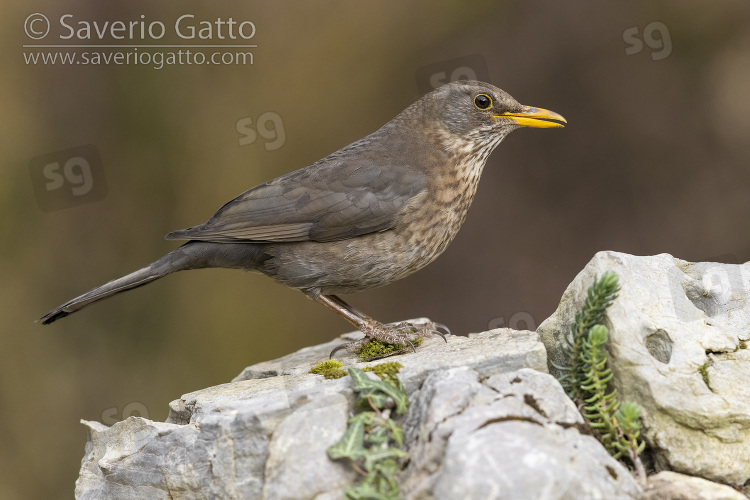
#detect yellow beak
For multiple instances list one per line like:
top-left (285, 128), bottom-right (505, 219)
top-left (494, 106), bottom-right (567, 128)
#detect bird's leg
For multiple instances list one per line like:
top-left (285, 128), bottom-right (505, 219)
top-left (311, 294), bottom-right (449, 359)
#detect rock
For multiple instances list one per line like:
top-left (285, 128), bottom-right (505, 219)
top-left (401, 367), bottom-right (642, 500)
top-left (232, 324), bottom-right (549, 394)
top-left (75, 252), bottom-right (750, 498)
top-left (538, 251), bottom-right (750, 490)
top-left (644, 471), bottom-right (746, 500)
top-left (76, 328), bottom-right (567, 499)
top-left (261, 393), bottom-right (354, 500)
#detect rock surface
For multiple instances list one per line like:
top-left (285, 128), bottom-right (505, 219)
top-left (75, 328), bottom-right (641, 499)
top-left (76, 328), bottom-right (550, 499)
top-left (401, 367), bottom-right (641, 500)
top-left (75, 252), bottom-right (750, 499)
top-left (538, 251), bottom-right (750, 491)
top-left (643, 471), bottom-right (746, 500)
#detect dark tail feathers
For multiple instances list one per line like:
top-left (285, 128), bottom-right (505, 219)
top-left (37, 241), bottom-right (266, 324)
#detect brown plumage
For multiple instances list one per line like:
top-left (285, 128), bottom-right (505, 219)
top-left (37, 81), bottom-right (565, 355)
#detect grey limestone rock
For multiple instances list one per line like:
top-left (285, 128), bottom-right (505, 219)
top-left (76, 251), bottom-right (750, 499)
top-left (76, 328), bottom-right (563, 499)
top-left (232, 323), bottom-right (548, 394)
top-left (400, 367), bottom-right (642, 500)
top-left (538, 251), bottom-right (750, 490)
top-left (643, 471), bottom-right (746, 500)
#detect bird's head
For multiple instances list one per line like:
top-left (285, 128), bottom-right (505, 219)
top-left (418, 80), bottom-right (566, 152)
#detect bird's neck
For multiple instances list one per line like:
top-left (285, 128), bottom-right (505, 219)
top-left (433, 124), bottom-right (509, 202)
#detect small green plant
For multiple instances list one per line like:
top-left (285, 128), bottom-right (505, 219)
top-left (309, 359), bottom-right (348, 379)
top-left (556, 271), bottom-right (620, 401)
top-left (581, 325), bottom-right (646, 467)
top-left (327, 364), bottom-right (409, 499)
top-left (356, 338), bottom-right (423, 361)
top-left (553, 272), bottom-right (646, 482)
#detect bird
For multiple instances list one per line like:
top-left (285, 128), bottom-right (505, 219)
top-left (37, 81), bottom-right (565, 356)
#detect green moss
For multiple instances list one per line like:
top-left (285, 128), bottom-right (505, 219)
top-left (356, 338), bottom-right (423, 361)
top-left (698, 363), bottom-right (711, 388)
top-left (309, 360), bottom-right (348, 379)
top-left (309, 359), bottom-right (342, 373)
top-left (363, 362), bottom-right (404, 380)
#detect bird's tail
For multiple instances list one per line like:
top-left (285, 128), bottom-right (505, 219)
top-left (37, 263), bottom-right (163, 324)
top-left (37, 241), bottom-right (266, 325)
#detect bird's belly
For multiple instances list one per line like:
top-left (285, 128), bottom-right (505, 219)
top-left (262, 217), bottom-right (459, 295)
top-left (260, 176), bottom-right (477, 295)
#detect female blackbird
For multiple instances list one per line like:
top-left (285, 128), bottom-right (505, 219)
top-left (38, 81), bottom-right (565, 354)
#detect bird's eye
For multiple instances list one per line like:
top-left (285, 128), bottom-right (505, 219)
top-left (474, 94), bottom-right (492, 110)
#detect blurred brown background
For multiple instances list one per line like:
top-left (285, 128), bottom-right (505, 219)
top-left (2, 0), bottom-right (749, 498)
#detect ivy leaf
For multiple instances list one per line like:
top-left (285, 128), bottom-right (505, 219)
top-left (366, 426), bottom-right (390, 446)
top-left (327, 417), bottom-right (366, 461)
top-left (384, 419), bottom-right (404, 446)
top-left (357, 392), bottom-right (389, 410)
top-left (348, 411), bottom-right (376, 427)
top-left (363, 448), bottom-right (408, 472)
top-left (345, 483), bottom-right (396, 500)
top-left (349, 368), bottom-right (408, 414)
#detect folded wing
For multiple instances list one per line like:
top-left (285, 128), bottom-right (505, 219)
top-left (165, 161), bottom-right (426, 243)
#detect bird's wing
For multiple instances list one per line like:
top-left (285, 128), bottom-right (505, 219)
top-left (165, 161), bottom-right (426, 243)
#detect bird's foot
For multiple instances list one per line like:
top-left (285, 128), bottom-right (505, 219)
top-left (329, 320), bottom-right (450, 360)
top-left (364, 320), bottom-right (450, 346)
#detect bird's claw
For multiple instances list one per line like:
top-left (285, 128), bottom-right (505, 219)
top-left (380, 320), bottom-right (449, 346)
top-left (328, 320), bottom-right (450, 359)
top-left (429, 323), bottom-right (450, 342)
top-left (433, 322), bottom-right (451, 337)
top-left (426, 329), bottom-right (443, 342)
top-left (329, 336), bottom-right (371, 359)
top-left (329, 342), bottom-right (351, 359)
